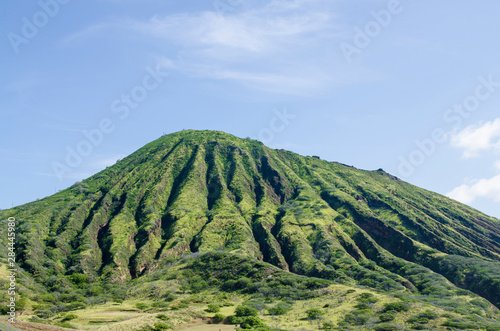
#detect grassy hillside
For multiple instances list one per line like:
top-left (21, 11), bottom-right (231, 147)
top-left (1, 130), bottom-right (499, 330)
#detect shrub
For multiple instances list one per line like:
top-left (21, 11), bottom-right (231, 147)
top-left (374, 324), bottom-right (402, 331)
top-left (407, 310), bottom-right (439, 326)
top-left (65, 302), bottom-right (86, 311)
top-left (85, 296), bottom-right (107, 306)
top-left (38, 294), bottom-right (56, 303)
top-left (442, 319), bottom-right (479, 329)
top-left (222, 280), bottom-right (237, 291)
top-left (162, 292), bottom-right (177, 302)
top-left (235, 305), bottom-right (259, 317)
top-left (240, 316), bottom-right (267, 329)
top-left (36, 309), bottom-right (55, 319)
top-left (321, 321), bottom-right (335, 329)
top-left (206, 304), bottom-right (220, 313)
top-left (212, 313), bottom-right (226, 324)
top-left (244, 299), bottom-right (266, 312)
top-left (135, 303), bottom-right (149, 311)
top-left (170, 302), bottom-right (187, 310)
top-left (151, 301), bottom-right (170, 309)
top-left (470, 300), bottom-right (488, 309)
top-left (343, 313), bottom-right (369, 326)
top-left (0, 305), bottom-right (10, 315)
top-left (418, 310), bottom-right (438, 320)
top-left (189, 277), bottom-right (208, 293)
top-left (156, 314), bottom-right (169, 321)
top-left (268, 302), bottom-right (291, 316)
top-left (57, 322), bottom-right (74, 328)
top-left (236, 277), bottom-right (253, 290)
top-left (354, 303), bottom-right (371, 310)
top-left (357, 292), bottom-right (378, 304)
top-left (227, 315), bottom-right (244, 324)
top-left (153, 322), bottom-right (171, 330)
top-left (382, 302), bottom-right (409, 313)
top-left (61, 313), bottom-right (78, 322)
top-left (407, 317), bottom-right (429, 325)
top-left (306, 308), bottom-right (324, 320)
top-left (69, 273), bottom-right (88, 286)
top-left (379, 313), bottom-right (395, 322)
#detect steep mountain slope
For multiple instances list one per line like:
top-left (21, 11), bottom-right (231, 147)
top-left (1, 130), bottom-right (500, 329)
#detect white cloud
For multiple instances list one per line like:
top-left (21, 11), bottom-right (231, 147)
top-left (63, 1), bottom-right (382, 94)
top-left (144, 9), bottom-right (333, 51)
top-left (450, 118), bottom-right (500, 158)
top-left (68, 1), bottom-right (337, 57)
top-left (131, 3), bottom-right (339, 93)
top-left (447, 174), bottom-right (500, 204)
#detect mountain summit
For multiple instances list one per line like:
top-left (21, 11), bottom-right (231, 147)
top-left (2, 130), bottom-right (500, 329)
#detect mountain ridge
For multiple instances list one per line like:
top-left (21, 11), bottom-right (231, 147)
top-left (1, 129), bottom-right (500, 329)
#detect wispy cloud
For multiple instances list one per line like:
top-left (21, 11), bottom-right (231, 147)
top-left (62, 0), bottom-right (379, 94)
top-left (63, 22), bottom-right (121, 44)
top-left (134, 4), bottom-right (339, 94)
top-left (447, 175), bottom-right (500, 204)
top-left (450, 118), bottom-right (500, 158)
top-left (156, 57), bottom-right (338, 95)
top-left (131, 8), bottom-right (335, 53)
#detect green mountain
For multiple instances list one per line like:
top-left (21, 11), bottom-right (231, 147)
top-left (1, 130), bottom-right (500, 330)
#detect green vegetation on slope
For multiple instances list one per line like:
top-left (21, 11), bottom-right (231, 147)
top-left (0, 130), bottom-right (499, 330)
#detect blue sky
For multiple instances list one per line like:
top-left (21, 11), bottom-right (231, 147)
top-left (1, 0), bottom-right (500, 218)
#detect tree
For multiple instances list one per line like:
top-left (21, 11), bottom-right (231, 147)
top-left (206, 304), bottom-right (220, 313)
top-left (235, 305), bottom-right (259, 317)
top-left (212, 313), bottom-right (226, 324)
top-left (240, 316), bottom-right (267, 329)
